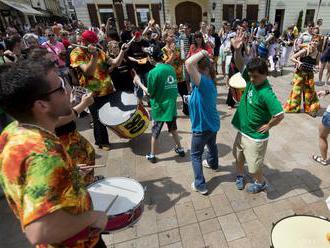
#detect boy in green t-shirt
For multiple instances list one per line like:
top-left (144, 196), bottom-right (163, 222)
top-left (231, 29), bottom-right (284, 193)
top-left (145, 45), bottom-right (185, 163)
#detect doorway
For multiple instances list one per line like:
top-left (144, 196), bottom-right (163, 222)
top-left (175, 1), bottom-right (202, 32)
top-left (275, 9), bottom-right (285, 32)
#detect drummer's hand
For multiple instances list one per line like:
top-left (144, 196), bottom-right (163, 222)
top-left (258, 124), bottom-right (271, 134)
top-left (91, 211), bottom-right (108, 231)
top-left (81, 92), bottom-right (94, 107)
top-left (87, 44), bottom-right (98, 55)
top-left (121, 43), bottom-right (129, 52)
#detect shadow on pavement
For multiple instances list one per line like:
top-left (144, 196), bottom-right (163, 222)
top-left (140, 177), bottom-right (191, 213)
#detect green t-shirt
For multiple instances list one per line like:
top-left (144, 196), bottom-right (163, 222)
top-left (147, 63), bottom-right (178, 121)
top-left (231, 69), bottom-right (283, 140)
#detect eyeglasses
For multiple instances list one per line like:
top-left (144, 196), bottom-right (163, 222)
top-left (47, 34), bottom-right (55, 37)
top-left (39, 77), bottom-right (67, 98)
top-left (195, 36), bottom-right (203, 39)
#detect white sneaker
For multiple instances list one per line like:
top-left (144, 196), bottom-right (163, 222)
top-left (202, 160), bottom-right (212, 169)
top-left (191, 182), bottom-right (208, 195)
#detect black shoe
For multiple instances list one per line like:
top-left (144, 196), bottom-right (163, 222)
top-left (146, 153), bottom-right (157, 163)
top-left (98, 144), bottom-right (111, 151)
top-left (174, 147), bottom-right (185, 157)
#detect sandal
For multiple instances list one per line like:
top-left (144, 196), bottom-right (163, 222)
top-left (312, 155), bottom-right (328, 166)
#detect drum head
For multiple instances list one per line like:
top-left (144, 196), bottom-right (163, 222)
top-left (271, 215), bottom-right (330, 248)
top-left (98, 92), bottom-right (138, 126)
top-left (229, 72), bottom-right (246, 89)
top-left (88, 177), bottom-right (144, 216)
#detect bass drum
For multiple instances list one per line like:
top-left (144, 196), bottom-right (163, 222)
top-left (98, 91), bottom-right (150, 139)
top-left (271, 214), bottom-right (330, 248)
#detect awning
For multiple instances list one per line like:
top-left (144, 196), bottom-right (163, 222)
top-left (0, 0), bottom-right (44, 15)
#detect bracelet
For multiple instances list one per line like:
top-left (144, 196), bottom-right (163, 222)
top-left (72, 108), bottom-right (79, 118)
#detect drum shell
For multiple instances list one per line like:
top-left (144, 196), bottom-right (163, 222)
top-left (230, 87), bottom-right (245, 103)
top-left (110, 103), bottom-right (150, 139)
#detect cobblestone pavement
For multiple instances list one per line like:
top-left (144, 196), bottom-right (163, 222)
top-left (1, 66), bottom-right (330, 248)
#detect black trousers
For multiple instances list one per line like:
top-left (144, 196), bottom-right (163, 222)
top-left (178, 82), bottom-right (189, 115)
top-left (89, 95), bottom-right (110, 146)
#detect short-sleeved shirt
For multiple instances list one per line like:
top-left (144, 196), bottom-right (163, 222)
top-left (0, 122), bottom-right (99, 248)
top-left (189, 75), bottom-right (220, 133)
top-left (70, 47), bottom-right (114, 97)
top-left (231, 70), bottom-right (283, 141)
top-left (147, 63), bottom-right (178, 121)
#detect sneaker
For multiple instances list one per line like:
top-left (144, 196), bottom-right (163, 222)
top-left (191, 182), bottom-right (208, 195)
top-left (183, 95), bottom-right (191, 104)
top-left (175, 147), bottom-right (185, 157)
top-left (202, 160), bottom-right (212, 169)
top-left (235, 175), bottom-right (245, 190)
top-left (146, 153), bottom-right (157, 163)
top-left (247, 181), bottom-right (267, 194)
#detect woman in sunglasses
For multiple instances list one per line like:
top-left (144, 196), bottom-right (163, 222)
top-left (42, 29), bottom-right (67, 77)
top-left (187, 32), bottom-right (213, 59)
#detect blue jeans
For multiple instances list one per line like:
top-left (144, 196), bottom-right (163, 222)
top-left (191, 131), bottom-right (218, 190)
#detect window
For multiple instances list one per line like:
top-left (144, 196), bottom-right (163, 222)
top-left (246, 5), bottom-right (258, 22)
top-left (304, 9), bottom-right (315, 27)
top-left (236, 4), bottom-right (243, 20)
top-left (99, 8), bottom-right (114, 25)
top-left (223, 4), bottom-right (235, 22)
top-left (136, 8), bottom-right (150, 26)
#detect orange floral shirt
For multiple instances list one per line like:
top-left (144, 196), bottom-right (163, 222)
top-left (0, 122), bottom-right (99, 248)
top-left (70, 47), bottom-right (114, 97)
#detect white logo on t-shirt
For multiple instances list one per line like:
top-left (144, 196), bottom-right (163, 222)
top-left (167, 75), bottom-right (175, 84)
top-left (247, 90), bottom-right (253, 104)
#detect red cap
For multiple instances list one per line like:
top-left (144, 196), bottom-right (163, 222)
top-left (81, 30), bottom-right (99, 44)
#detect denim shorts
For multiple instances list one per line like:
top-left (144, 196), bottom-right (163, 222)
top-left (322, 111), bottom-right (330, 128)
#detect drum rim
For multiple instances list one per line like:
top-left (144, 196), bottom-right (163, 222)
top-left (270, 214), bottom-right (330, 247)
top-left (87, 176), bottom-right (145, 217)
top-left (98, 92), bottom-right (138, 126)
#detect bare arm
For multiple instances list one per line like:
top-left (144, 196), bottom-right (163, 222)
top-left (108, 43), bottom-right (129, 68)
top-left (25, 210), bottom-right (104, 245)
top-left (258, 113), bottom-right (284, 133)
top-left (56, 93), bottom-right (94, 127)
top-left (232, 29), bottom-right (245, 72)
top-left (79, 50), bottom-right (98, 76)
top-left (291, 48), bottom-right (307, 65)
top-left (185, 50), bottom-right (207, 86)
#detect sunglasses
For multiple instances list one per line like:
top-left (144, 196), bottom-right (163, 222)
top-left (39, 77), bottom-right (67, 98)
top-left (48, 34), bottom-right (55, 37)
top-left (195, 36), bottom-right (203, 39)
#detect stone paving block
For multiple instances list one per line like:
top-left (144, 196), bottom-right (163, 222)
top-left (174, 201), bottom-right (197, 226)
top-left (157, 214), bottom-right (179, 233)
top-left (301, 192), bottom-right (323, 204)
top-left (236, 209), bottom-right (258, 224)
top-left (230, 199), bottom-right (251, 212)
top-left (191, 196), bottom-right (212, 210)
top-left (228, 237), bottom-right (252, 248)
top-left (136, 209), bottom-right (158, 236)
top-left (203, 230), bottom-right (228, 248)
top-left (161, 242), bottom-right (183, 248)
top-left (199, 218), bottom-right (221, 235)
top-left (210, 193), bottom-right (233, 217)
top-left (113, 226), bottom-right (138, 244)
top-left (218, 213), bottom-right (245, 242)
top-left (195, 207), bottom-right (216, 222)
top-left (179, 223), bottom-right (205, 248)
top-left (114, 234), bottom-right (159, 248)
top-left (158, 228), bottom-right (181, 247)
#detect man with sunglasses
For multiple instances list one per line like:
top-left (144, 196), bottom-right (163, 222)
top-left (70, 30), bottom-right (129, 151)
top-left (0, 59), bottom-right (109, 247)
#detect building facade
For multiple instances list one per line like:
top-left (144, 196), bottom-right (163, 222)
top-left (73, 0), bottom-right (162, 29)
top-left (164, 0), bottom-right (330, 33)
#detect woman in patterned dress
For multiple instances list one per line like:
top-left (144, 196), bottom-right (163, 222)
top-left (284, 35), bottom-right (321, 116)
top-left (162, 29), bottom-right (190, 115)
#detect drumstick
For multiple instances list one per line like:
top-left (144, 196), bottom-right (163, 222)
top-left (78, 164), bottom-right (106, 169)
top-left (127, 32), bottom-right (140, 46)
top-left (104, 195), bottom-right (119, 213)
top-left (72, 44), bottom-right (102, 52)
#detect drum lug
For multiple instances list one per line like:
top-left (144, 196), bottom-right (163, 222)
top-left (144, 186), bottom-right (147, 192)
top-left (319, 215), bottom-right (329, 221)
